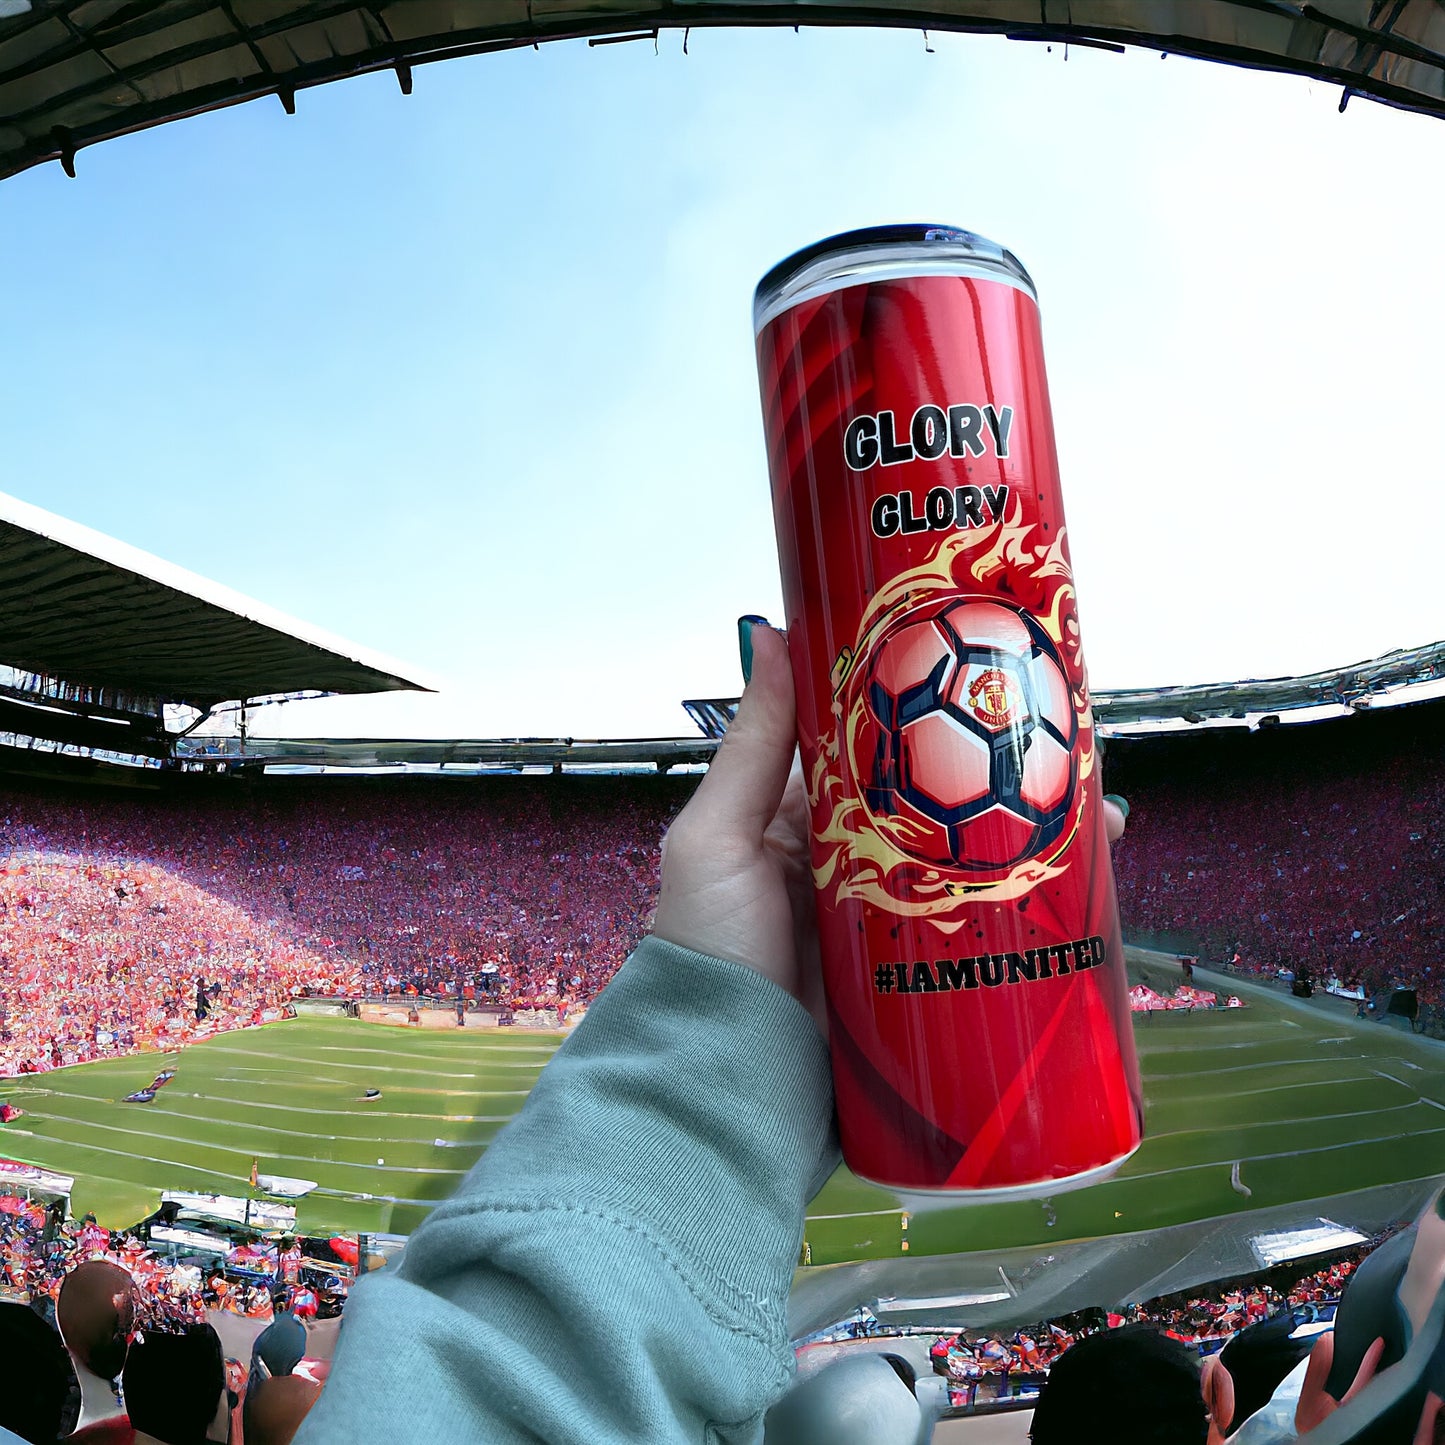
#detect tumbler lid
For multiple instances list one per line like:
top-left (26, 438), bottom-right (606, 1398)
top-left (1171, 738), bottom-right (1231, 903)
top-left (753, 224), bottom-right (1036, 334)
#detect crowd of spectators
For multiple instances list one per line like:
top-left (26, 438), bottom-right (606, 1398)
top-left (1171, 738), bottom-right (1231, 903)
top-left (1125, 1248), bottom-right (1369, 1348)
top-left (0, 1198), bottom-right (1386, 1443)
top-left (0, 1197), bottom-right (338, 1335)
top-left (0, 717), bottom-right (1434, 1438)
top-left (3, 1204), bottom-right (207, 1333)
top-left (0, 1241), bottom-right (326, 1444)
top-left (0, 856), bottom-right (298, 1074)
top-left (1107, 706), bottom-right (1444, 1008)
top-left (0, 776), bottom-right (689, 1074)
top-left (0, 1199), bottom-right (348, 1441)
top-left (1128, 982), bottom-right (1242, 1012)
top-left (0, 705), bottom-right (1438, 1075)
top-left (0, 1213), bottom-right (1409, 1442)
top-left (923, 1246), bottom-right (1370, 1409)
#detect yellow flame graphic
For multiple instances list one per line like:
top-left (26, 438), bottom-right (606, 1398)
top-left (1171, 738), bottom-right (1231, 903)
top-left (809, 502), bottom-right (1096, 931)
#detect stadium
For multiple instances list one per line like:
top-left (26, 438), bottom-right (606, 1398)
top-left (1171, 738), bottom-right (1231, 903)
top-left (1, 4), bottom-right (1444, 1444)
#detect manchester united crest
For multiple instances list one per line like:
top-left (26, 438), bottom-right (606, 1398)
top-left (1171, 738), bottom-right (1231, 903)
top-left (967, 667), bottom-right (1021, 730)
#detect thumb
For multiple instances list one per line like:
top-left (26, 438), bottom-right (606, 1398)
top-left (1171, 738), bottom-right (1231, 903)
top-left (1296, 1333), bottom-right (1337, 1432)
top-left (689, 621), bottom-right (797, 841)
top-left (1202, 1357), bottom-right (1234, 1440)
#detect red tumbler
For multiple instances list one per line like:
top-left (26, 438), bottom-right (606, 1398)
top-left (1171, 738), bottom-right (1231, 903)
top-left (754, 225), bottom-right (1143, 1195)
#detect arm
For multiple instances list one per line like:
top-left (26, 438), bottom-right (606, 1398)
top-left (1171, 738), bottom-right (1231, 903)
top-left (296, 939), bottom-right (833, 1444)
top-left (298, 625), bottom-right (837, 1444)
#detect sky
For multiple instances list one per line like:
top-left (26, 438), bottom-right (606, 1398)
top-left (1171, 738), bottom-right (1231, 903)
top-left (3, 25), bottom-right (1443, 739)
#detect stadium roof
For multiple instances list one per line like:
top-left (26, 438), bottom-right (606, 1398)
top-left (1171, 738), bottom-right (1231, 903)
top-left (1092, 637), bottom-right (1445, 727)
top-left (0, 490), bottom-right (428, 707)
top-left (227, 733), bottom-right (717, 772)
top-left (680, 641), bottom-right (1445, 740)
top-left (1, 3), bottom-right (1444, 183)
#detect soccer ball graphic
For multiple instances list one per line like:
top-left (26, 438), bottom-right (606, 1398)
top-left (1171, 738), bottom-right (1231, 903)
top-left (857, 598), bottom-right (1079, 873)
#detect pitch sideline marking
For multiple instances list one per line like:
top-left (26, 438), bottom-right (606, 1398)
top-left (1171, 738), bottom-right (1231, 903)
top-left (311, 1040), bottom-right (559, 1058)
top-left (17, 1104), bottom-right (498, 1152)
top-left (200, 1037), bottom-right (555, 1063)
top-left (127, 1093), bottom-right (525, 1119)
top-left (1117, 1124), bottom-right (1445, 1186)
top-left (4, 1130), bottom-right (469, 1182)
top-left (184, 1089), bottom-right (531, 1112)
top-left (195, 1042), bottom-right (548, 1077)
top-left (804, 1208), bottom-right (906, 1222)
top-left (1145, 1073), bottom-right (1391, 1107)
top-left (1143, 1099), bottom-right (1422, 1145)
top-left (13, 1111), bottom-right (480, 1173)
top-left (1149, 1056), bottom-right (1371, 1081)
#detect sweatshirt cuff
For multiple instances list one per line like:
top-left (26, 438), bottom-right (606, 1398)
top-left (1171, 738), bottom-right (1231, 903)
top-left (433, 935), bottom-right (837, 1337)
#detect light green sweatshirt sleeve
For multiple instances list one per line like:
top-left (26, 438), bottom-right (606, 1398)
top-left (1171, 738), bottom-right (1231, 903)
top-left (295, 936), bottom-right (838, 1444)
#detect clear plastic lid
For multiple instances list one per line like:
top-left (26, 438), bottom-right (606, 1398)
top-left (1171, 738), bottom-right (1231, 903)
top-left (753, 224), bottom-right (1036, 334)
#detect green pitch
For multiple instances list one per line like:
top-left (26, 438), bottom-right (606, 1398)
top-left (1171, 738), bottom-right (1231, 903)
top-left (1, 953), bottom-right (1442, 1258)
top-left (807, 959), bottom-right (1445, 1264)
top-left (0, 1023), bottom-right (563, 1236)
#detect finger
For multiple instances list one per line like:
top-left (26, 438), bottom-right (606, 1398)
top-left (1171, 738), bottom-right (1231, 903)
top-left (775, 753), bottom-right (808, 831)
top-left (688, 622), bottom-right (796, 841)
top-left (1411, 1392), bottom-right (1444, 1445)
top-left (1343, 1337), bottom-right (1388, 1403)
top-left (1103, 794), bottom-right (1128, 845)
top-left (1296, 1334), bottom-right (1337, 1432)
top-left (1201, 1355), bottom-right (1234, 1440)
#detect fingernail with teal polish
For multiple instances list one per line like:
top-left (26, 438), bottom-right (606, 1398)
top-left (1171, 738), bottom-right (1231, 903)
top-left (1104, 793), bottom-right (1130, 819)
top-left (738, 615), bottom-right (769, 684)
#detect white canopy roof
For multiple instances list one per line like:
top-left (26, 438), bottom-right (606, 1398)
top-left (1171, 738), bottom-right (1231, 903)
top-left (0, 490), bottom-right (429, 706)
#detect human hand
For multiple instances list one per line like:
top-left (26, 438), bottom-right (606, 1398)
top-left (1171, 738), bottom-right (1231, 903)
top-left (1413, 1393), bottom-right (1445, 1445)
top-left (653, 620), bottom-right (1128, 1035)
top-left (1102, 794), bottom-right (1129, 845)
top-left (1295, 1331), bottom-right (1387, 1434)
top-left (653, 621), bottom-right (825, 1031)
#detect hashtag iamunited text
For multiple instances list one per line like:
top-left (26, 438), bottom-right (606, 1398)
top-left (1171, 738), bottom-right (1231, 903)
top-left (873, 936), bottom-right (1107, 996)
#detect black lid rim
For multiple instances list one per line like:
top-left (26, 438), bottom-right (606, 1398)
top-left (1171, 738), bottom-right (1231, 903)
top-left (754, 224), bottom-right (1030, 303)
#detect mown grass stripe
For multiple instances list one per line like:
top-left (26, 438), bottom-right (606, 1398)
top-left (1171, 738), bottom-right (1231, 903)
top-left (7, 989), bottom-right (1443, 1251)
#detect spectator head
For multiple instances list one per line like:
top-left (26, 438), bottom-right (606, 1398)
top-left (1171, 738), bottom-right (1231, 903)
top-left (251, 1309), bottom-right (307, 1378)
top-left (0, 1300), bottom-right (73, 1444)
top-left (763, 1353), bottom-right (921, 1445)
top-left (242, 1375), bottom-right (320, 1445)
top-left (1216, 1307), bottom-right (1314, 1432)
top-left (1029, 1324), bottom-right (1231, 1445)
top-left (124, 1325), bottom-right (226, 1445)
top-left (57, 1259), bottom-right (137, 1382)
